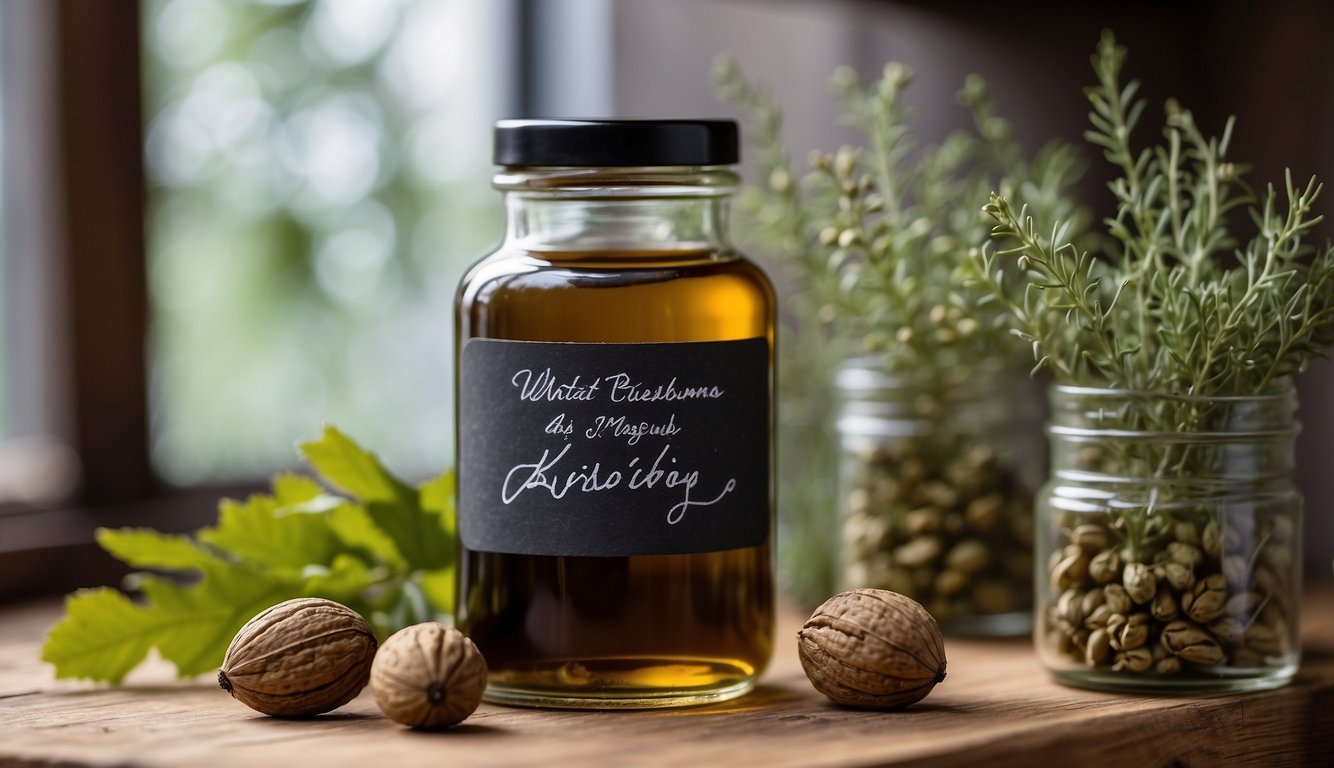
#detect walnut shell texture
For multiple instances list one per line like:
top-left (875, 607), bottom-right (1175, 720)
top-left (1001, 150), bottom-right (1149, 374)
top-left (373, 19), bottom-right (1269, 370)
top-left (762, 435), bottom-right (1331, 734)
top-left (218, 598), bottom-right (377, 718)
top-left (371, 622), bottom-right (488, 729)
top-left (798, 589), bottom-right (947, 709)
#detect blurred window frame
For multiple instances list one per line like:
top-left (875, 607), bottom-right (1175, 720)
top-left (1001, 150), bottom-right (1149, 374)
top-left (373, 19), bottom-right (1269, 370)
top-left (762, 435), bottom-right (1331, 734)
top-left (0, 0), bottom-right (247, 601)
top-left (0, 0), bottom-right (613, 602)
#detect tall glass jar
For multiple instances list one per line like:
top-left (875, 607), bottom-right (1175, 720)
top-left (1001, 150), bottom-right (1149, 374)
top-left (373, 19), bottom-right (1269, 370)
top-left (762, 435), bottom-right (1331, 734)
top-left (1038, 384), bottom-right (1302, 692)
top-left (454, 120), bottom-right (774, 708)
top-left (835, 358), bottom-right (1041, 636)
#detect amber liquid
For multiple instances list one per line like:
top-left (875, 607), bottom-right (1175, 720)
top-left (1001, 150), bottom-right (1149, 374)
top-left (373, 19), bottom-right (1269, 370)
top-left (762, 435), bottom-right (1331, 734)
top-left (455, 246), bottom-right (775, 707)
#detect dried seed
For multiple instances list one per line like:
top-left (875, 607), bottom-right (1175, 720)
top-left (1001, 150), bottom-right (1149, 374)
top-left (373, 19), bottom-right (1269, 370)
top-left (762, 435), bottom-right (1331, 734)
top-left (1088, 549), bottom-right (1121, 584)
top-left (964, 494), bottom-right (1003, 531)
top-left (1155, 656), bottom-right (1182, 675)
top-left (1058, 589), bottom-right (1086, 625)
top-left (894, 537), bottom-right (944, 568)
top-left (1163, 562), bottom-right (1195, 592)
top-left (1071, 524), bottom-right (1110, 553)
top-left (1103, 583), bottom-right (1132, 615)
top-left (946, 539), bottom-right (991, 574)
top-left (1085, 628), bottom-right (1111, 666)
top-left (1123, 563), bottom-right (1157, 604)
top-left (919, 482), bottom-right (958, 510)
top-left (1209, 617), bottom-right (1246, 643)
top-left (1173, 521), bottom-right (1200, 546)
top-left (1186, 574), bottom-right (1228, 623)
top-left (1151, 590), bottom-right (1179, 622)
top-left (1161, 620), bottom-right (1224, 666)
top-left (1104, 613), bottom-right (1127, 642)
top-left (1051, 551), bottom-right (1090, 591)
top-left (1084, 604), bottom-right (1112, 631)
top-left (1224, 591), bottom-right (1262, 619)
top-left (1167, 542), bottom-right (1204, 568)
top-left (1222, 555), bottom-right (1250, 587)
top-left (1243, 623), bottom-right (1281, 655)
top-left (843, 514), bottom-right (892, 558)
top-left (1202, 520), bottom-right (1222, 558)
top-left (934, 569), bottom-right (969, 597)
top-left (1081, 586), bottom-right (1107, 616)
top-left (1254, 566), bottom-right (1284, 597)
top-left (1262, 543), bottom-right (1292, 575)
top-left (971, 580), bottom-right (1017, 615)
top-left (901, 507), bottom-right (943, 537)
top-left (1112, 648), bottom-right (1153, 673)
top-left (1114, 613), bottom-right (1150, 651)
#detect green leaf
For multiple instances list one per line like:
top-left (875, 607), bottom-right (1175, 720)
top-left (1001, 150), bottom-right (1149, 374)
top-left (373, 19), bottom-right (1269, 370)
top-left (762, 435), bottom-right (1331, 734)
top-left (420, 469), bottom-right (457, 536)
top-left (272, 473), bottom-right (324, 505)
top-left (135, 565), bottom-right (299, 678)
top-left (417, 568), bottom-right (454, 619)
top-left (300, 554), bottom-right (379, 605)
top-left (199, 494), bottom-right (341, 570)
top-left (45, 425), bottom-right (456, 684)
top-left (366, 499), bottom-right (452, 572)
top-left (42, 588), bottom-right (155, 683)
top-left (328, 501), bottom-right (404, 566)
top-left (299, 425), bottom-right (415, 504)
top-left (96, 528), bottom-right (217, 572)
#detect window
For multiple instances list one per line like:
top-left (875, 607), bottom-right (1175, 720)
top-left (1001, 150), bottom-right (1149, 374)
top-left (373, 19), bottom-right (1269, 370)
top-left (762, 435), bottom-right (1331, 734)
top-left (0, 0), bottom-right (614, 599)
top-left (143, 0), bottom-right (514, 484)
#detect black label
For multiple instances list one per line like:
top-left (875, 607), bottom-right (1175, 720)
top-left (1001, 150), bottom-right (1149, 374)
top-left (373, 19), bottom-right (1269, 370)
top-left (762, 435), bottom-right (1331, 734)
top-left (458, 338), bottom-right (770, 557)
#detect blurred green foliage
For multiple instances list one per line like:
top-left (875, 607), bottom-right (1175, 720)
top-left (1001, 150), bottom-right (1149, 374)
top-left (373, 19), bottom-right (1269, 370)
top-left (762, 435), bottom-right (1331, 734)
top-left (143, 0), bottom-right (503, 483)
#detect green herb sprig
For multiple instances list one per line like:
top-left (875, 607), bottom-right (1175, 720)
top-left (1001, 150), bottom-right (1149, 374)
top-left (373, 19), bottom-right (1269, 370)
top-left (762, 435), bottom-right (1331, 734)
top-left (714, 57), bottom-right (1087, 607)
top-left (716, 58), bottom-right (1089, 374)
top-left (42, 427), bottom-right (454, 683)
top-left (974, 32), bottom-right (1334, 397)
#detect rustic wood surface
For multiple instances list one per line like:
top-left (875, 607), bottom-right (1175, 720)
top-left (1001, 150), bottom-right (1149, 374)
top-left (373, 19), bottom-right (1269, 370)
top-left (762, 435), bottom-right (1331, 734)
top-left (1, 587), bottom-right (1331, 768)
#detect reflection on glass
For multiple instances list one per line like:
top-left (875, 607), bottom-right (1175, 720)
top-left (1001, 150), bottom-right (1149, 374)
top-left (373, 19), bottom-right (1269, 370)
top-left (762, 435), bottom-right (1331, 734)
top-left (144, 0), bottom-right (505, 483)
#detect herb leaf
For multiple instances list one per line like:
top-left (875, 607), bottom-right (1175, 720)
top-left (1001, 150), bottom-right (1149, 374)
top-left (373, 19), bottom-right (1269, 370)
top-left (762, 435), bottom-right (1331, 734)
top-left (978, 31), bottom-right (1334, 397)
top-left (41, 428), bottom-right (454, 683)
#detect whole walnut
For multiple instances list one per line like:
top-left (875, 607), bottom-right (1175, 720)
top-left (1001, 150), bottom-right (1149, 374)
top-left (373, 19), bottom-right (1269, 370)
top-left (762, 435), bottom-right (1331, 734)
top-left (798, 589), bottom-right (947, 709)
top-left (219, 598), bottom-right (377, 718)
top-left (371, 622), bottom-right (488, 729)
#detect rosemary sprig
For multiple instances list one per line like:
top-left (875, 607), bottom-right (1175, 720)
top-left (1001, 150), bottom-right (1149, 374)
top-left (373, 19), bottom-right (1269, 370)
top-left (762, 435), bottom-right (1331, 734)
top-left (976, 31), bottom-right (1334, 402)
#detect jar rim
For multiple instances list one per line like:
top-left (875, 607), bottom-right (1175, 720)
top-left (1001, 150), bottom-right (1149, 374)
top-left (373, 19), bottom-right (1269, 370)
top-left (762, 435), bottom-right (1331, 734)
top-left (1050, 378), bottom-right (1295, 403)
top-left (494, 166), bottom-right (738, 193)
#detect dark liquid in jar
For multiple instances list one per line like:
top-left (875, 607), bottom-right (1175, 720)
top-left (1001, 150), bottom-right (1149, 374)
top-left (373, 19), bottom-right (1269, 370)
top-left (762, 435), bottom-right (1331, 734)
top-left (455, 247), bottom-right (775, 704)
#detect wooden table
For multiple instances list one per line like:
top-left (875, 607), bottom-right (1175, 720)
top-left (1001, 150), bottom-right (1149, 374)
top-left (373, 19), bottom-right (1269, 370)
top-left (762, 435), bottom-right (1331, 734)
top-left (2, 589), bottom-right (1331, 768)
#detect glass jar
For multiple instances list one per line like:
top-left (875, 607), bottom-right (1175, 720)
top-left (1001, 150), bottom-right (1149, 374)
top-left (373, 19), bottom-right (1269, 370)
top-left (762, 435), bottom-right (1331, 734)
top-left (1038, 384), bottom-right (1301, 692)
top-left (454, 120), bottom-right (775, 708)
top-left (834, 358), bottom-right (1041, 636)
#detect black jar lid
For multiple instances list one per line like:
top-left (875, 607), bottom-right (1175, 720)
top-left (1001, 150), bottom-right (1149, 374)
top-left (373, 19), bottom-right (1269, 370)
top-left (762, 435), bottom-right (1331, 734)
top-left (493, 119), bottom-right (738, 167)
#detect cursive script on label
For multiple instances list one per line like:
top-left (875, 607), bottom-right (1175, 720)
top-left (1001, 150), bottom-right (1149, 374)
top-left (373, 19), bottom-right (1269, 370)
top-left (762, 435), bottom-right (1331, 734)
top-left (500, 443), bottom-right (737, 524)
top-left (510, 368), bottom-right (725, 404)
top-left (585, 413), bottom-right (681, 446)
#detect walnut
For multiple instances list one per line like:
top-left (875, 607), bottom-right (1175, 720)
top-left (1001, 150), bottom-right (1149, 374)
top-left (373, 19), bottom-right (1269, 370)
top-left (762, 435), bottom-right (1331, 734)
top-left (370, 622), bottom-right (488, 729)
top-left (797, 589), bottom-right (947, 709)
top-left (218, 598), bottom-right (377, 718)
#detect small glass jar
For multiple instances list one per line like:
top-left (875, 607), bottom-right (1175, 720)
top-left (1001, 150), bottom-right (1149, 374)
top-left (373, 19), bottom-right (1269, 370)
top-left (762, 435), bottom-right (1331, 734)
top-left (834, 358), bottom-right (1041, 636)
top-left (1038, 384), bottom-right (1302, 692)
top-left (454, 120), bottom-right (774, 708)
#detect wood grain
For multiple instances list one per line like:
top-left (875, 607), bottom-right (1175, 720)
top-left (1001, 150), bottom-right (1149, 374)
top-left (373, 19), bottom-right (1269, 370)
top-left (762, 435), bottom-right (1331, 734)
top-left (1, 587), bottom-right (1330, 768)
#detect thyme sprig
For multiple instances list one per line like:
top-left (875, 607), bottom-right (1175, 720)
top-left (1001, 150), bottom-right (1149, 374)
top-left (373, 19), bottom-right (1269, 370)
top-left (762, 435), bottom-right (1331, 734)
top-left (975, 32), bottom-right (1334, 399)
